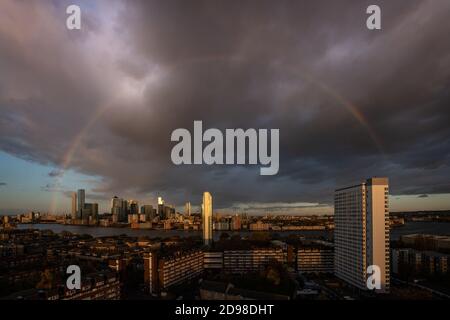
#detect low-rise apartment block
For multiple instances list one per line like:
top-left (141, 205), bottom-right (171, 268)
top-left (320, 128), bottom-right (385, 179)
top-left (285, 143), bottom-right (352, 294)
top-left (144, 248), bottom-right (204, 294)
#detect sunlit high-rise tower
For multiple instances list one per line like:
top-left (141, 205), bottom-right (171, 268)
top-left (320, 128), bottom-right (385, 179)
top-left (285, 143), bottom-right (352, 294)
top-left (202, 192), bottom-right (213, 246)
top-left (157, 196), bottom-right (165, 219)
top-left (334, 177), bottom-right (390, 293)
top-left (185, 202), bottom-right (191, 216)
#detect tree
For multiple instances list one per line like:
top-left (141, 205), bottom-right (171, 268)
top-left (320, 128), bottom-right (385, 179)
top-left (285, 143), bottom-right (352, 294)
top-left (250, 232), bottom-right (271, 242)
top-left (219, 232), bottom-right (230, 241)
top-left (265, 266), bottom-right (281, 286)
top-left (36, 269), bottom-right (55, 290)
top-left (230, 234), bottom-right (241, 241)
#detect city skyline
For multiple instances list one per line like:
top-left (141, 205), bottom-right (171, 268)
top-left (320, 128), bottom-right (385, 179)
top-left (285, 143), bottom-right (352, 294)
top-left (2, 167), bottom-right (450, 215)
top-left (1, 0), bottom-right (450, 215)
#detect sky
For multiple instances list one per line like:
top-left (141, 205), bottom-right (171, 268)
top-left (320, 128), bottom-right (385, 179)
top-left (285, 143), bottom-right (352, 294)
top-left (1, 0), bottom-right (450, 215)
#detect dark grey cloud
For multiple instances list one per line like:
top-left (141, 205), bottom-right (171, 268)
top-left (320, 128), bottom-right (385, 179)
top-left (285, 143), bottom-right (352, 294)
top-left (41, 183), bottom-right (64, 193)
top-left (48, 169), bottom-right (64, 177)
top-left (1, 0), bottom-right (450, 211)
top-left (0, 182), bottom-right (6, 187)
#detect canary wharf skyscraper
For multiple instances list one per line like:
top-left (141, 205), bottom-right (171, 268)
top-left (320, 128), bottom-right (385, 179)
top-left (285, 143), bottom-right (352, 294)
top-left (71, 192), bottom-right (77, 220)
top-left (202, 192), bottom-right (213, 246)
top-left (77, 189), bottom-right (85, 219)
top-left (334, 177), bottom-right (390, 293)
top-left (157, 196), bottom-right (165, 219)
top-left (185, 202), bottom-right (191, 216)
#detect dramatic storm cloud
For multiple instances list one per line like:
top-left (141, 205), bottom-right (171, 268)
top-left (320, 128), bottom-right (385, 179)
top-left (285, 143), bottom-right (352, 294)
top-left (1, 0), bottom-right (450, 213)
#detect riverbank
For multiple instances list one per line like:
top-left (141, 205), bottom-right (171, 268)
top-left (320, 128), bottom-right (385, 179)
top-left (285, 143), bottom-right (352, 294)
top-left (15, 221), bottom-right (450, 241)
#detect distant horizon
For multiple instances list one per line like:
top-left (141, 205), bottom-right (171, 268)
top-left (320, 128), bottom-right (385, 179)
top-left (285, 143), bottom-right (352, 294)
top-left (2, 183), bottom-right (450, 215)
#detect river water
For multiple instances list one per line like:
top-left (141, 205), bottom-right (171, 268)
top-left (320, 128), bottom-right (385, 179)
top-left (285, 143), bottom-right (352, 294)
top-left (16, 221), bottom-right (450, 241)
